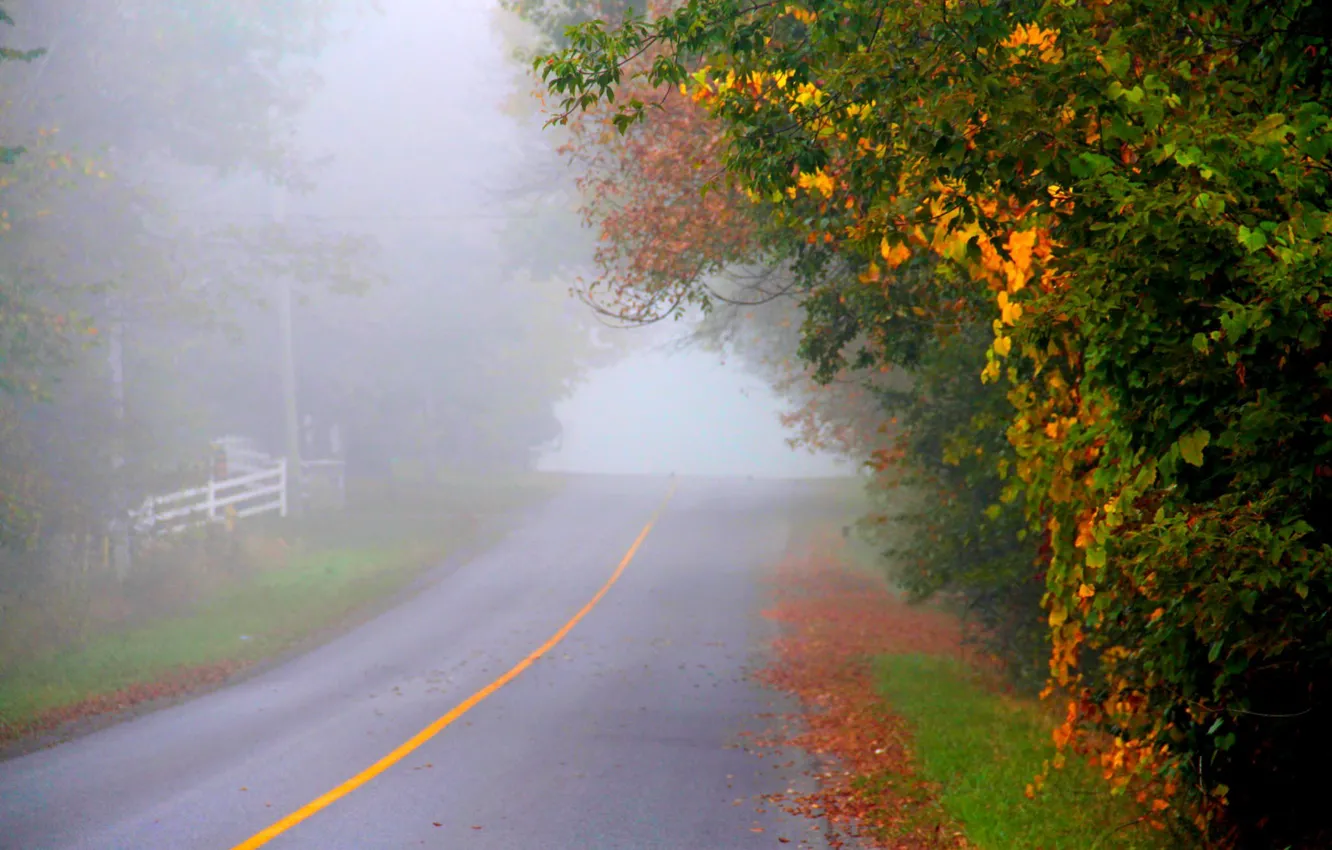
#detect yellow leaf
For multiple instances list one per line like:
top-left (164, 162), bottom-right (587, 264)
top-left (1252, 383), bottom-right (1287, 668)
top-left (997, 291), bottom-right (1023, 325)
top-left (785, 5), bottom-right (817, 25)
top-left (880, 238), bottom-right (911, 268)
top-left (795, 168), bottom-right (835, 198)
top-left (981, 358), bottom-right (1002, 384)
top-left (1000, 23), bottom-right (1063, 63)
top-left (793, 81), bottom-right (824, 108)
top-left (1049, 602), bottom-right (1069, 627)
top-left (1006, 229), bottom-right (1037, 291)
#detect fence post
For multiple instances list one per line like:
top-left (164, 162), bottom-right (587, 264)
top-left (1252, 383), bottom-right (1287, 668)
top-left (278, 457), bottom-right (289, 518)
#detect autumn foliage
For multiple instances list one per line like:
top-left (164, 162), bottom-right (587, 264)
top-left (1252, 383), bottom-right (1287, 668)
top-left (536, 0), bottom-right (1332, 844)
top-left (538, 3), bottom-right (759, 323)
top-left (563, 70), bottom-right (762, 321)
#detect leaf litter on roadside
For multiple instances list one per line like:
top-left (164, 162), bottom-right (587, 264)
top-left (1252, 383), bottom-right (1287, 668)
top-left (0, 659), bottom-right (247, 746)
top-left (747, 530), bottom-right (971, 849)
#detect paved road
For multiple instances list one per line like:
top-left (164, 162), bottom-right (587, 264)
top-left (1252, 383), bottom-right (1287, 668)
top-left (0, 476), bottom-right (839, 850)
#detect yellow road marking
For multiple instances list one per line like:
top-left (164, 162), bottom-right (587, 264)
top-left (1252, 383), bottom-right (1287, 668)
top-left (230, 481), bottom-right (677, 849)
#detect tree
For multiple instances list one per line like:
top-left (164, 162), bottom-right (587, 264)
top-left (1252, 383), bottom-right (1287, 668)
top-left (538, 0), bottom-right (1332, 843)
top-left (0, 1), bottom-right (369, 556)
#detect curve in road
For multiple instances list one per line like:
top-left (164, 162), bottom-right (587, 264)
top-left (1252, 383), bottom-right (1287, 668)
top-left (0, 475), bottom-right (837, 850)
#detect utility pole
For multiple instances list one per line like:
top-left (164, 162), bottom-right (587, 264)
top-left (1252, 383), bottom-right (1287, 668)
top-left (107, 292), bottom-right (132, 578)
top-left (273, 185), bottom-right (303, 517)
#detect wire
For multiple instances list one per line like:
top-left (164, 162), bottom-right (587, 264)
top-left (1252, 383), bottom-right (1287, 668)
top-left (175, 209), bottom-right (543, 222)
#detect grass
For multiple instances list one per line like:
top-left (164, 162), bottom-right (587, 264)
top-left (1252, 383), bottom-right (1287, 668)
top-left (0, 471), bottom-right (564, 737)
top-left (875, 653), bottom-right (1169, 850)
top-left (0, 547), bottom-right (420, 726)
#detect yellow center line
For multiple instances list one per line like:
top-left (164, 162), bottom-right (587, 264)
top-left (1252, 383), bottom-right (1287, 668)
top-left (230, 480), bottom-right (678, 850)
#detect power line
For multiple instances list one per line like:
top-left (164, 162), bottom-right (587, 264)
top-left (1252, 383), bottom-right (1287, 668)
top-left (176, 209), bottom-right (545, 222)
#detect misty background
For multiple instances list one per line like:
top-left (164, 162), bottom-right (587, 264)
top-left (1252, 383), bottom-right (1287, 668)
top-left (0, 0), bottom-right (850, 583)
top-left (293, 0), bottom-right (848, 480)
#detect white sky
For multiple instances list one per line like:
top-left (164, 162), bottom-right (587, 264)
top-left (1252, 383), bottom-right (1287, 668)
top-left (301, 0), bottom-right (855, 479)
top-left (542, 340), bottom-right (853, 478)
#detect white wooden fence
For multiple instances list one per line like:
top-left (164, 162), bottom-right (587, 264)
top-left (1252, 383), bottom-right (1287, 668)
top-left (131, 459), bottom-right (288, 536)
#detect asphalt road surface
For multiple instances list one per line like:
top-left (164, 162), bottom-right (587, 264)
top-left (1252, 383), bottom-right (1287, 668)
top-left (0, 475), bottom-right (846, 850)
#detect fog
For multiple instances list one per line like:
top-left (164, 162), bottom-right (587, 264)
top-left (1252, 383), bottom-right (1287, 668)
top-left (0, 0), bottom-right (850, 534)
top-left (0, 2), bottom-right (865, 838)
top-left (289, 0), bottom-right (848, 479)
top-left (544, 341), bottom-right (852, 478)
top-left (0, 0), bottom-right (856, 642)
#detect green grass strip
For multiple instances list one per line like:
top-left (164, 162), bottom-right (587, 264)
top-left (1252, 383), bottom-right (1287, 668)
top-left (875, 654), bottom-right (1168, 850)
top-left (0, 546), bottom-right (422, 728)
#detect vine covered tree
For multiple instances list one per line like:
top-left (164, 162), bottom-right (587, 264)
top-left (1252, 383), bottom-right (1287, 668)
top-left (533, 0), bottom-right (1332, 844)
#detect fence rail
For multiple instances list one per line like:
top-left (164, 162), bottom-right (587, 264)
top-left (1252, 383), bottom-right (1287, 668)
top-left (131, 459), bottom-right (288, 536)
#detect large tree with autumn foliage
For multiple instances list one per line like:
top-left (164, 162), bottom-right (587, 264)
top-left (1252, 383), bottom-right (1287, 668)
top-left (536, 0), bottom-right (1332, 845)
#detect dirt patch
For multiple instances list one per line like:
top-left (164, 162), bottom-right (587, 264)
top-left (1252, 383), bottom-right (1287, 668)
top-left (750, 529), bottom-right (973, 849)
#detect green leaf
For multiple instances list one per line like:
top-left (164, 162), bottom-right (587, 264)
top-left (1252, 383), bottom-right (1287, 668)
top-left (1178, 428), bottom-right (1211, 467)
top-left (1237, 225), bottom-right (1267, 253)
top-left (1085, 545), bottom-right (1107, 569)
top-left (1248, 113), bottom-right (1290, 145)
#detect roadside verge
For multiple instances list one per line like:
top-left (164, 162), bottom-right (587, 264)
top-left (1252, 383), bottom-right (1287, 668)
top-left (753, 527), bottom-right (1170, 850)
top-left (0, 472), bottom-right (564, 754)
